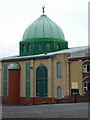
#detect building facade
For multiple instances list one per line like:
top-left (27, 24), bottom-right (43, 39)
top-left (0, 10), bottom-right (89, 105)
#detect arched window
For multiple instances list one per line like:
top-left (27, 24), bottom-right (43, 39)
top-left (57, 86), bottom-right (62, 99)
top-left (27, 44), bottom-right (31, 51)
top-left (36, 64), bottom-right (48, 97)
top-left (57, 44), bottom-right (60, 50)
top-left (22, 44), bottom-right (25, 52)
top-left (57, 62), bottom-right (61, 78)
top-left (46, 44), bottom-right (50, 51)
top-left (37, 44), bottom-right (42, 51)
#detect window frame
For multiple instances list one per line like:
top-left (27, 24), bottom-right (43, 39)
top-left (83, 64), bottom-right (90, 73)
top-left (57, 62), bottom-right (61, 78)
top-left (46, 43), bottom-right (50, 51)
top-left (27, 44), bottom-right (31, 52)
top-left (37, 44), bottom-right (42, 51)
top-left (84, 81), bottom-right (90, 93)
top-left (22, 44), bottom-right (25, 52)
top-left (57, 44), bottom-right (60, 50)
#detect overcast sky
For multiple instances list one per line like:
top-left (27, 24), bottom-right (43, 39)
top-left (0, 0), bottom-right (88, 58)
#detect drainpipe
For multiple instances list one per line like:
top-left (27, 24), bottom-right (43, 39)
top-left (68, 54), bottom-right (71, 97)
top-left (68, 60), bottom-right (71, 97)
top-left (30, 60), bottom-right (35, 105)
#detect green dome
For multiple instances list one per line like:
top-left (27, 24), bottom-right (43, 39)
top-left (20, 14), bottom-right (68, 56)
top-left (8, 63), bottom-right (21, 70)
top-left (22, 15), bottom-right (65, 41)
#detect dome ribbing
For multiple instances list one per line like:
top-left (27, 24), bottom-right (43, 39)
top-left (22, 15), bottom-right (65, 41)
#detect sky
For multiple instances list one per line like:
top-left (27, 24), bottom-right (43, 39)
top-left (0, 0), bottom-right (88, 58)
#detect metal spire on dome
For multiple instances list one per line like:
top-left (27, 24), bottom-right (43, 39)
top-left (42, 5), bottom-right (45, 15)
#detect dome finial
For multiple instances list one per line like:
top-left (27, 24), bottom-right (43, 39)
top-left (42, 5), bottom-right (45, 15)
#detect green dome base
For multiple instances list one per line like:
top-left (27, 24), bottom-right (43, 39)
top-left (19, 38), bottom-right (68, 56)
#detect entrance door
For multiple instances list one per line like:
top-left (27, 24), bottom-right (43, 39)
top-left (57, 86), bottom-right (62, 99)
top-left (36, 64), bottom-right (48, 97)
top-left (8, 63), bottom-right (20, 104)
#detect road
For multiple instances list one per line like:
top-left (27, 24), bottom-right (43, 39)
top-left (1, 102), bottom-right (88, 118)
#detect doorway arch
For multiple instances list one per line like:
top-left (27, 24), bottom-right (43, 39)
top-left (36, 64), bottom-right (48, 97)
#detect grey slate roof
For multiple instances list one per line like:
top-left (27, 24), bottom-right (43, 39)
top-left (0, 46), bottom-right (89, 62)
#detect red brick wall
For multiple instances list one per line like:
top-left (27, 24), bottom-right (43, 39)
top-left (2, 97), bottom-right (56, 105)
top-left (19, 97), bottom-right (56, 105)
top-left (63, 92), bottom-right (90, 103)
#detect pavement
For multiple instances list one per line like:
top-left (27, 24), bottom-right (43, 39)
top-left (1, 102), bottom-right (89, 118)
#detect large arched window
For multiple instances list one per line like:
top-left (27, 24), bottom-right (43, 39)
top-left (57, 62), bottom-right (61, 78)
top-left (36, 64), bottom-right (48, 97)
top-left (22, 44), bottom-right (25, 52)
top-left (46, 44), bottom-right (50, 51)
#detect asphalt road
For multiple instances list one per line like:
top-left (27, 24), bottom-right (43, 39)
top-left (1, 102), bottom-right (88, 118)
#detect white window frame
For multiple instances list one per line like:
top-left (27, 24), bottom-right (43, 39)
top-left (84, 81), bottom-right (90, 93)
top-left (83, 64), bottom-right (90, 73)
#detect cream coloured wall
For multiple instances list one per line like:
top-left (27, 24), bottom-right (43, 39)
top-left (31, 54), bottom-right (69, 99)
top-left (53, 54), bottom-right (69, 98)
top-left (7, 58), bottom-right (53, 98)
top-left (1, 53), bottom-right (69, 99)
top-left (70, 60), bottom-right (83, 95)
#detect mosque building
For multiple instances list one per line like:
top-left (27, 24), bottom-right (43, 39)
top-left (0, 7), bottom-right (90, 105)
